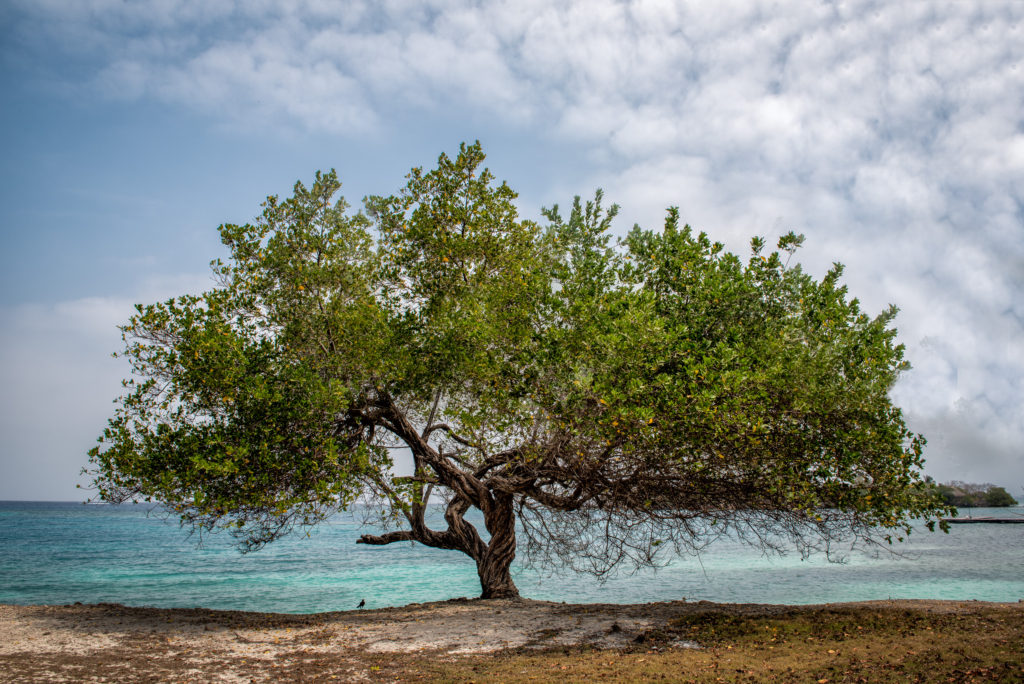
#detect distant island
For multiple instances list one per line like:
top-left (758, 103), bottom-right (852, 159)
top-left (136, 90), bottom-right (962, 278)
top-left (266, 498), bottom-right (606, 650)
top-left (931, 480), bottom-right (1018, 508)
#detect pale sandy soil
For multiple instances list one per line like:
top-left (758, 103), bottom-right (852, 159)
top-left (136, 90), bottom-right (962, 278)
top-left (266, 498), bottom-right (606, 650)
top-left (0, 598), bottom-right (1018, 682)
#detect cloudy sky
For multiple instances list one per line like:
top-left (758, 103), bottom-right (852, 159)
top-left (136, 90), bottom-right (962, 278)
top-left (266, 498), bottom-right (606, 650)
top-left (1, 1), bottom-right (1021, 501)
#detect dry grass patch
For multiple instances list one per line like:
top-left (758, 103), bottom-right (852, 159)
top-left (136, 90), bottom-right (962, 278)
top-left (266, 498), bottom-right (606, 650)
top-left (425, 604), bottom-right (1024, 683)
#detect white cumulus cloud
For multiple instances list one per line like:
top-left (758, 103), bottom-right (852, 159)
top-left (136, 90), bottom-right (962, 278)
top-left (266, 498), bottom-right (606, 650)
top-left (3, 0), bottom-right (1023, 489)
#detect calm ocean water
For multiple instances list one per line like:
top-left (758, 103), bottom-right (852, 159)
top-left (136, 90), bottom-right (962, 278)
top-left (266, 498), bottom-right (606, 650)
top-left (1, 501), bottom-right (1022, 613)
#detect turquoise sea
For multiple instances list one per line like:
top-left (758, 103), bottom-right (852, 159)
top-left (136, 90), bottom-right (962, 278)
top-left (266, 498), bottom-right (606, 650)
top-left (1, 501), bottom-right (1022, 613)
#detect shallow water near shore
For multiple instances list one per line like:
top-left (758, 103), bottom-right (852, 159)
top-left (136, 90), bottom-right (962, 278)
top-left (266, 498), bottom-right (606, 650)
top-left (1, 501), bottom-right (1022, 612)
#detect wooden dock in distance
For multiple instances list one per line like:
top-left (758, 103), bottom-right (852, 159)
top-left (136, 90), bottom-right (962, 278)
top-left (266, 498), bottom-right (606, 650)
top-left (941, 517), bottom-right (1024, 524)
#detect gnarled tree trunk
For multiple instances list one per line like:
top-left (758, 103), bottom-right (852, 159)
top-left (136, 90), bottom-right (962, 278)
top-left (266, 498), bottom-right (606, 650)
top-left (356, 490), bottom-right (520, 599)
top-left (477, 492), bottom-right (519, 599)
top-left (356, 397), bottom-right (523, 599)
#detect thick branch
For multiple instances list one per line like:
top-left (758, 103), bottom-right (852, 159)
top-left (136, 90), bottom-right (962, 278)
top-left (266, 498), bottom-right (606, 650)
top-left (378, 396), bottom-right (492, 510)
top-left (474, 446), bottom-right (523, 479)
top-left (423, 390), bottom-right (442, 439)
top-left (525, 482), bottom-right (588, 511)
top-left (423, 423), bottom-right (485, 454)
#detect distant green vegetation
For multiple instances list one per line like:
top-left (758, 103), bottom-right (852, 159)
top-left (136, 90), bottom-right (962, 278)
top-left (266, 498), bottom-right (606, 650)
top-left (933, 480), bottom-right (1018, 507)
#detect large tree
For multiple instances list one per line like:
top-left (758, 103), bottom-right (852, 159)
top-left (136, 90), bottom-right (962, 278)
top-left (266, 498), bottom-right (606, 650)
top-left (89, 143), bottom-right (951, 599)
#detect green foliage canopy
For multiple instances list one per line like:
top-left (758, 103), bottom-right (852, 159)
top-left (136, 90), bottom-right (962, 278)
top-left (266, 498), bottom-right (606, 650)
top-left (89, 143), bottom-right (952, 598)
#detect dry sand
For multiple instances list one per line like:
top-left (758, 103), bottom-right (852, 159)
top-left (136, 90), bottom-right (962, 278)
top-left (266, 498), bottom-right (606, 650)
top-left (1, 598), bottom-right (1017, 682)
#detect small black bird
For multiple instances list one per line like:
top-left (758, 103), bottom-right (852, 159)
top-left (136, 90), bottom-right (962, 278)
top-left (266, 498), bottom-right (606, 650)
top-left (357, 599), bottom-right (365, 609)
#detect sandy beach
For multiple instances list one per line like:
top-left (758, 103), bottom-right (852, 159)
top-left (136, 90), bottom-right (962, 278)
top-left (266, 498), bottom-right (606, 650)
top-left (2, 598), bottom-right (1022, 682)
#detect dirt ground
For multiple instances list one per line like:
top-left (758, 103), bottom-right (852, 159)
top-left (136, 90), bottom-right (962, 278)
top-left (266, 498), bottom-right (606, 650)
top-left (1, 598), bottom-right (1021, 682)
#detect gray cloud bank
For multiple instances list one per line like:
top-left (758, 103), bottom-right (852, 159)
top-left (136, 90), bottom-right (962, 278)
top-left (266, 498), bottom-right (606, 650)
top-left (2, 0), bottom-right (1022, 496)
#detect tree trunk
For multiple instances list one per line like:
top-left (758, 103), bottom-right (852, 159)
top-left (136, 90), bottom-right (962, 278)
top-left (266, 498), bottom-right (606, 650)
top-left (477, 493), bottom-right (520, 599)
top-left (477, 552), bottom-right (519, 599)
